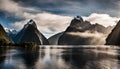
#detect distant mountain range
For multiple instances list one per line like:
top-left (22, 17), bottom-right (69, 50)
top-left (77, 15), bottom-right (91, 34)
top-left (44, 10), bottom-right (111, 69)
top-left (0, 16), bottom-right (118, 46)
top-left (5, 28), bottom-right (17, 41)
top-left (5, 28), bottom-right (17, 34)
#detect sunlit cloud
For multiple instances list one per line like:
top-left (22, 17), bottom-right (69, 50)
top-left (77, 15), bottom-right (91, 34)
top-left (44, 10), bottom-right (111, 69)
top-left (83, 13), bottom-right (120, 27)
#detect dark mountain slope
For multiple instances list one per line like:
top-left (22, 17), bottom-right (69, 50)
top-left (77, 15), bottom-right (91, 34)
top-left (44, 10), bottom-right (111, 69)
top-left (15, 20), bottom-right (49, 45)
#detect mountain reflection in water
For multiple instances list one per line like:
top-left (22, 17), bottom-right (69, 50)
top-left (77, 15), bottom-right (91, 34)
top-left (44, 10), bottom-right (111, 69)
top-left (0, 45), bottom-right (119, 69)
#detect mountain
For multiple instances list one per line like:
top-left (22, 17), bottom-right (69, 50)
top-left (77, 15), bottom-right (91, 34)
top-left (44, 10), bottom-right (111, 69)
top-left (5, 28), bottom-right (17, 41)
top-left (65, 16), bottom-right (92, 32)
top-left (89, 23), bottom-right (106, 33)
top-left (5, 28), bottom-right (17, 34)
top-left (106, 20), bottom-right (120, 45)
top-left (48, 16), bottom-right (113, 45)
top-left (14, 19), bottom-right (49, 45)
top-left (0, 24), bottom-right (13, 45)
top-left (63, 16), bottom-right (108, 33)
top-left (58, 16), bottom-right (106, 45)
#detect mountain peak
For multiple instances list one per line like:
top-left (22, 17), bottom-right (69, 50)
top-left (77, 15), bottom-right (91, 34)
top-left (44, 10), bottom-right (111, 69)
top-left (28, 19), bottom-right (35, 24)
top-left (15, 19), bottom-right (49, 45)
top-left (69, 16), bottom-right (84, 29)
top-left (24, 19), bottom-right (37, 29)
top-left (74, 16), bottom-right (83, 22)
top-left (28, 19), bottom-right (36, 26)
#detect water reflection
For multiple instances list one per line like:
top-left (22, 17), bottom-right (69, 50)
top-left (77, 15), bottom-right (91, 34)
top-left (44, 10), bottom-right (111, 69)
top-left (0, 47), bottom-right (8, 69)
top-left (62, 46), bottom-right (119, 69)
top-left (0, 45), bottom-right (119, 69)
top-left (19, 47), bottom-right (40, 69)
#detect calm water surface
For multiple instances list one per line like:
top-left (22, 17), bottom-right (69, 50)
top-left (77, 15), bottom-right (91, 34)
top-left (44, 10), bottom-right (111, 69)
top-left (0, 45), bottom-right (120, 69)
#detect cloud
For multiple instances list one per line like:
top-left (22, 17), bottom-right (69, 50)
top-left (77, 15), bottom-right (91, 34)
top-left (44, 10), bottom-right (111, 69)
top-left (11, 12), bottom-right (72, 37)
top-left (66, 31), bottom-right (106, 45)
top-left (0, 0), bottom-right (40, 18)
top-left (83, 13), bottom-right (120, 27)
top-left (0, 0), bottom-right (72, 38)
top-left (1, 0), bottom-right (120, 38)
top-left (0, 0), bottom-right (22, 13)
top-left (12, 0), bottom-right (120, 16)
top-left (11, 13), bottom-right (120, 38)
top-left (0, 0), bottom-right (120, 19)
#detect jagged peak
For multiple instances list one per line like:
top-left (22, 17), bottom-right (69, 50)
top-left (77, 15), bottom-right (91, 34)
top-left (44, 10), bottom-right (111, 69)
top-left (28, 19), bottom-right (36, 25)
top-left (24, 19), bottom-right (37, 29)
top-left (74, 16), bottom-right (83, 22)
top-left (70, 16), bottom-right (84, 28)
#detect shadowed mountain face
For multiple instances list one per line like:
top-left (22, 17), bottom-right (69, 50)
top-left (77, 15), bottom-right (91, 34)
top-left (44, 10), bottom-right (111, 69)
top-left (14, 19), bottom-right (49, 45)
top-left (48, 32), bottom-right (63, 45)
top-left (57, 16), bottom-right (111, 45)
top-left (106, 20), bottom-right (120, 45)
top-left (0, 24), bottom-right (13, 44)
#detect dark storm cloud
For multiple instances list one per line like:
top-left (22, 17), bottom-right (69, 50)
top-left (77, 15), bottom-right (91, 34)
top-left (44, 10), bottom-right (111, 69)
top-left (13, 0), bottom-right (120, 16)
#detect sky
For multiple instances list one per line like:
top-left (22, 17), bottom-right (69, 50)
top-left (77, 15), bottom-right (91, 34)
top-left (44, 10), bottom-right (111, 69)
top-left (0, 0), bottom-right (120, 37)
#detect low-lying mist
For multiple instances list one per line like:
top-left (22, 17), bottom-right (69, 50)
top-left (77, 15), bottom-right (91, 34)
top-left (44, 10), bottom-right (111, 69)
top-left (66, 31), bottom-right (107, 45)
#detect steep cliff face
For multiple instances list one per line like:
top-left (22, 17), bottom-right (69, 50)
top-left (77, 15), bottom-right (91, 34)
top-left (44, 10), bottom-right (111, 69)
top-left (0, 24), bottom-right (13, 44)
top-left (106, 20), bottom-right (120, 45)
top-left (14, 20), bottom-right (49, 45)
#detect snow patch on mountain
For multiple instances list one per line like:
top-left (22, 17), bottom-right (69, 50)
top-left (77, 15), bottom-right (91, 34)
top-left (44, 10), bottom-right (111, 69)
top-left (5, 28), bottom-right (17, 34)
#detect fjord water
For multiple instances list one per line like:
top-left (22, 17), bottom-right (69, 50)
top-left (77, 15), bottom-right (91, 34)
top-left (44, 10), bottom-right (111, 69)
top-left (0, 45), bottom-right (120, 69)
